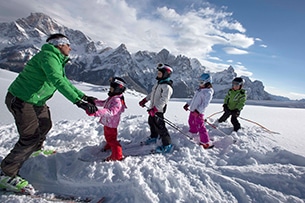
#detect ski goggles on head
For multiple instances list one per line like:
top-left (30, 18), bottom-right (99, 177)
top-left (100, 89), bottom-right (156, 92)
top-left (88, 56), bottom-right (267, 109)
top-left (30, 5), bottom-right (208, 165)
top-left (48, 37), bottom-right (70, 46)
top-left (156, 63), bottom-right (173, 72)
top-left (109, 77), bottom-right (126, 88)
top-left (232, 81), bottom-right (242, 86)
top-left (157, 63), bottom-right (166, 70)
top-left (112, 79), bottom-right (125, 87)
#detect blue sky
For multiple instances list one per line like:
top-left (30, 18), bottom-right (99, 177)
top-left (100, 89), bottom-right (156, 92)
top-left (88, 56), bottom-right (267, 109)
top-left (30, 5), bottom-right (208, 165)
top-left (0, 0), bottom-right (304, 100)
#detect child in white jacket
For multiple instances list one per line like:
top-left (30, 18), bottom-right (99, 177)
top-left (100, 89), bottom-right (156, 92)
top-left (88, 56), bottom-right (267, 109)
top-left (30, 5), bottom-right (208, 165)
top-left (183, 73), bottom-right (214, 149)
top-left (139, 63), bottom-right (173, 153)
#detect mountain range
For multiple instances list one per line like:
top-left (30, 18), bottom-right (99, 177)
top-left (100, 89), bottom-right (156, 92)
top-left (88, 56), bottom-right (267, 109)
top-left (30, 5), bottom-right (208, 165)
top-left (0, 12), bottom-right (289, 100)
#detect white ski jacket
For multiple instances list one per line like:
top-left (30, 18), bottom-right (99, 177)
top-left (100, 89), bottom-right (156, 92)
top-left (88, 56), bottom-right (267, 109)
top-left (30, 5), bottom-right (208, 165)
top-left (146, 82), bottom-right (173, 113)
top-left (187, 88), bottom-right (214, 114)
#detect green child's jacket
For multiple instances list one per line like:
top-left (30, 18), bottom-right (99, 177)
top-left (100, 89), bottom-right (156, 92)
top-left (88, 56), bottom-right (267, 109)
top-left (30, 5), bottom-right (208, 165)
top-left (224, 89), bottom-right (247, 111)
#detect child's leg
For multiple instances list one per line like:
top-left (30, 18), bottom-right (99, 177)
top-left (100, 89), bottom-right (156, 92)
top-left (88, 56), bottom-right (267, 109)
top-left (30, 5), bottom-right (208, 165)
top-left (104, 126), bottom-right (123, 160)
top-left (188, 112), bottom-right (198, 133)
top-left (154, 113), bottom-right (171, 146)
top-left (197, 114), bottom-right (210, 143)
top-left (148, 115), bottom-right (159, 138)
top-left (218, 111), bottom-right (231, 123)
top-left (231, 115), bottom-right (241, 131)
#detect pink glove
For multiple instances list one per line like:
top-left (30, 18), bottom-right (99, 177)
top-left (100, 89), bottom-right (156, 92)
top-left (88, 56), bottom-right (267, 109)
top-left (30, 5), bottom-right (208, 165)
top-left (86, 109), bottom-right (95, 116)
top-left (148, 106), bottom-right (158, 117)
top-left (139, 98), bottom-right (147, 107)
top-left (183, 104), bottom-right (189, 111)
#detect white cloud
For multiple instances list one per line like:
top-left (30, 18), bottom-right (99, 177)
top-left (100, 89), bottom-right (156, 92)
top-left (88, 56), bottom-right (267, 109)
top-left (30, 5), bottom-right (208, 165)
top-left (255, 38), bottom-right (262, 42)
top-left (233, 64), bottom-right (252, 77)
top-left (223, 47), bottom-right (249, 55)
top-left (207, 55), bottom-right (222, 61)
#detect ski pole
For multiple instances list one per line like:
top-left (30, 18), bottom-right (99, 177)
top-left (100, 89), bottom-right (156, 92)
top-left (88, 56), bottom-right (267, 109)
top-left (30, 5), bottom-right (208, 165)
top-left (239, 116), bottom-right (280, 134)
top-left (206, 110), bottom-right (223, 120)
top-left (144, 105), bottom-right (193, 139)
top-left (204, 119), bottom-right (230, 136)
top-left (159, 116), bottom-right (194, 139)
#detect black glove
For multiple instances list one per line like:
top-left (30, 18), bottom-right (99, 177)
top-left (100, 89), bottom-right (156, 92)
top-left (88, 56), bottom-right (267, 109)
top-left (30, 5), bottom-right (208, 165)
top-left (231, 109), bottom-right (240, 117)
top-left (82, 95), bottom-right (97, 105)
top-left (76, 100), bottom-right (98, 114)
top-left (183, 104), bottom-right (189, 111)
top-left (223, 104), bottom-right (229, 112)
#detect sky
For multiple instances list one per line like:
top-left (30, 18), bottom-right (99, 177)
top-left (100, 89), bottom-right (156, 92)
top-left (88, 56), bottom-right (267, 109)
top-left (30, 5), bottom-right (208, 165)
top-left (0, 69), bottom-right (305, 202)
top-left (0, 0), bottom-right (304, 100)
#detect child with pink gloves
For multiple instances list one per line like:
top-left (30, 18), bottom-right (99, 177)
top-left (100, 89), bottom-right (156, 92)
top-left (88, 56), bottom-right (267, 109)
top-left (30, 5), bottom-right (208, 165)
top-left (88, 77), bottom-right (127, 161)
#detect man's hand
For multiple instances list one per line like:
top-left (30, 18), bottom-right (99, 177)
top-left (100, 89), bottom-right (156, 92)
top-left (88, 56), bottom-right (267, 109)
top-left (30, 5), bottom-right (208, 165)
top-left (82, 95), bottom-right (97, 105)
top-left (76, 100), bottom-right (98, 114)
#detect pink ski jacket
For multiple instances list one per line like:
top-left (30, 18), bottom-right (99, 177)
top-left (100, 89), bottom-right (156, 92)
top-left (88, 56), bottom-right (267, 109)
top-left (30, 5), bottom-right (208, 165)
top-left (90, 94), bottom-right (126, 128)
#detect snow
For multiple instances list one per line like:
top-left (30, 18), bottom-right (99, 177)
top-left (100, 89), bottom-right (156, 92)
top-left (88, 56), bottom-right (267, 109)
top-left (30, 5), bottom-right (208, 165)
top-left (0, 69), bottom-right (305, 203)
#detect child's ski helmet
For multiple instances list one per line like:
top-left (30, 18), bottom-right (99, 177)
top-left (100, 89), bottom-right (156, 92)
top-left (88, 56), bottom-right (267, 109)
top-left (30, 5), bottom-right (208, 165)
top-left (232, 77), bottom-right (244, 87)
top-left (199, 73), bottom-right (212, 84)
top-left (110, 77), bottom-right (126, 95)
top-left (157, 63), bottom-right (173, 79)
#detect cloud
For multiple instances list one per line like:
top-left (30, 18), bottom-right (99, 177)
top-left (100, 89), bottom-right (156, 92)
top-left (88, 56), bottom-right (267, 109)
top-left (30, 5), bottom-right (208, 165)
top-left (207, 55), bottom-right (222, 61)
top-left (234, 64), bottom-right (252, 77)
top-left (0, 0), bottom-right (256, 74)
top-left (223, 47), bottom-right (249, 55)
top-left (255, 38), bottom-right (262, 42)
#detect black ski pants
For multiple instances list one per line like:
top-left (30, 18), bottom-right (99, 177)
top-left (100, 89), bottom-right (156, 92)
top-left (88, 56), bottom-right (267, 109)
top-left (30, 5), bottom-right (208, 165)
top-left (218, 110), bottom-right (241, 132)
top-left (148, 112), bottom-right (171, 146)
top-left (1, 92), bottom-right (52, 177)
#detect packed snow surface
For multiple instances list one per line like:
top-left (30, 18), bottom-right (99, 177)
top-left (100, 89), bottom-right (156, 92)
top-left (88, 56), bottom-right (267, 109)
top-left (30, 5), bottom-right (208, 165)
top-left (0, 69), bottom-right (304, 202)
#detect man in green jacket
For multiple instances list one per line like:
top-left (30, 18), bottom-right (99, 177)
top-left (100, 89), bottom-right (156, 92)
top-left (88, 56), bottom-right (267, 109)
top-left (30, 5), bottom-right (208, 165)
top-left (0, 33), bottom-right (98, 194)
top-left (218, 77), bottom-right (247, 132)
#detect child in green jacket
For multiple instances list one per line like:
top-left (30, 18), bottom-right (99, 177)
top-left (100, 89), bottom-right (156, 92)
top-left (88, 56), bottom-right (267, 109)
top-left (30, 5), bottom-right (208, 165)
top-left (218, 77), bottom-right (247, 131)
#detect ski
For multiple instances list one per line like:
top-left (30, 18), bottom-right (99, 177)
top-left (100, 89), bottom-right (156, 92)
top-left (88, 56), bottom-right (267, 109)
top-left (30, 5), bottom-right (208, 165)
top-left (0, 189), bottom-right (101, 202)
top-left (31, 149), bottom-right (57, 157)
top-left (79, 144), bottom-right (176, 162)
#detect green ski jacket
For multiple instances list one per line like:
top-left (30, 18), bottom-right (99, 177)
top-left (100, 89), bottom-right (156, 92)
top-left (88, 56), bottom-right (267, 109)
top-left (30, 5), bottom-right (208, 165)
top-left (8, 43), bottom-right (84, 106)
top-left (224, 89), bottom-right (247, 111)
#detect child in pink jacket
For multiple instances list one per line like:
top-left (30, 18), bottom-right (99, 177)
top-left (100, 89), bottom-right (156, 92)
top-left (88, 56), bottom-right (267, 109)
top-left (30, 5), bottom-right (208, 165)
top-left (88, 77), bottom-right (127, 161)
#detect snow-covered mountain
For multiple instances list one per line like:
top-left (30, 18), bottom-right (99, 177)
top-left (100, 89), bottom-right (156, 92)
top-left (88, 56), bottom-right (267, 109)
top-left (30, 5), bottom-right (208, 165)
top-left (0, 13), bottom-right (287, 100)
